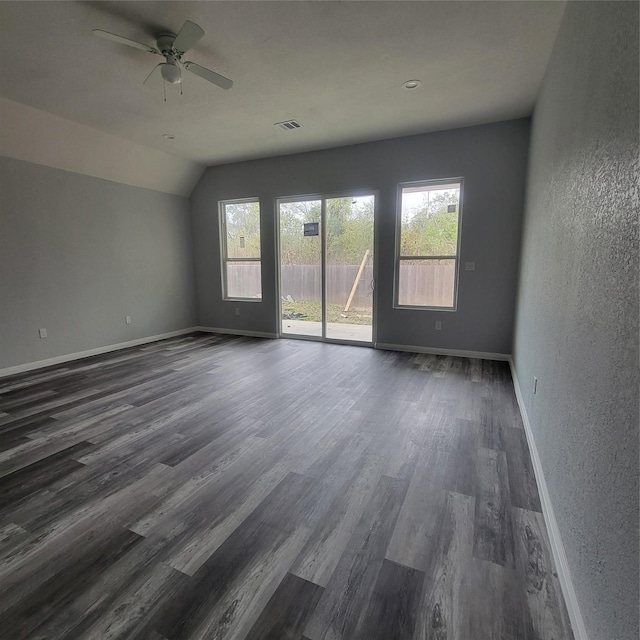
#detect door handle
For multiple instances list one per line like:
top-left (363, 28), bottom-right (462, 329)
top-left (370, 278), bottom-right (375, 291)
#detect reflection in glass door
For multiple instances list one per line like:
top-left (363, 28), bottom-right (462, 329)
top-left (278, 194), bottom-right (375, 344)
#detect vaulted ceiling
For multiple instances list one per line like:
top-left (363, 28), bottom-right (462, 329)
top-left (0, 1), bottom-right (565, 168)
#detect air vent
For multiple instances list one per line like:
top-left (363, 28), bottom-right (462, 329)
top-left (274, 119), bottom-right (302, 131)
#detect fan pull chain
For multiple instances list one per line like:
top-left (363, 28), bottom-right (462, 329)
top-left (163, 79), bottom-right (167, 103)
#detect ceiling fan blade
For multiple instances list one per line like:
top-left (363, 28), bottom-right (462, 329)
top-left (93, 29), bottom-right (158, 54)
top-left (184, 61), bottom-right (233, 90)
top-left (143, 64), bottom-right (162, 85)
top-left (173, 20), bottom-right (204, 53)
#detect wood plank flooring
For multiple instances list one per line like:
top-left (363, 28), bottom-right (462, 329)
top-left (0, 333), bottom-right (574, 639)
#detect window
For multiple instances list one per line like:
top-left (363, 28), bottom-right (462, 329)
top-left (220, 198), bottom-right (262, 300)
top-left (395, 179), bottom-right (462, 309)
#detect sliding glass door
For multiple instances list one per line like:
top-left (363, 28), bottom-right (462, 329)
top-left (325, 195), bottom-right (374, 341)
top-left (278, 193), bottom-right (375, 344)
top-left (279, 198), bottom-right (323, 338)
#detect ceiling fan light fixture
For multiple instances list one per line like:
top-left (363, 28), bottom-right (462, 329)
top-left (92, 20), bottom-right (233, 93)
top-left (160, 62), bottom-right (182, 85)
top-left (403, 79), bottom-right (422, 90)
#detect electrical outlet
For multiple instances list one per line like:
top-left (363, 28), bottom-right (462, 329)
top-left (533, 377), bottom-right (538, 394)
top-left (435, 321), bottom-right (442, 330)
top-left (125, 316), bottom-right (132, 325)
top-left (38, 328), bottom-right (47, 339)
top-left (235, 307), bottom-right (240, 316)
top-left (465, 262), bottom-right (476, 271)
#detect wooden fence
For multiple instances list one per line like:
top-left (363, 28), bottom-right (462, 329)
top-left (397, 262), bottom-right (455, 307)
top-left (281, 265), bottom-right (374, 307)
top-left (226, 263), bottom-right (455, 307)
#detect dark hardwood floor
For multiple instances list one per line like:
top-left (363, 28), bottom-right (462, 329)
top-left (0, 333), bottom-right (573, 639)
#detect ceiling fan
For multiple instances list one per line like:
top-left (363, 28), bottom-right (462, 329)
top-left (93, 20), bottom-right (233, 95)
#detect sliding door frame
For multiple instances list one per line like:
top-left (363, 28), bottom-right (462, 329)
top-left (276, 194), bottom-right (324, 343)
top-left (275, 189), bottom-right (379, 347)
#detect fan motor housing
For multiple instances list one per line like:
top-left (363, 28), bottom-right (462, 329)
top-left (156, 33), bottom-right (178, 55)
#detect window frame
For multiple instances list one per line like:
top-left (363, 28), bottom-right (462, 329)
top-left (394, 177), bottom-right (464, 311)
top-left (219, 197), bottom-right (262, 302)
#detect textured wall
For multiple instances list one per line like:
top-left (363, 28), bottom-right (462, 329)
top-left (191, 119), bottom-right (530, 354)
top-left (513, 3), bottom-right (639, 640)
top-left (0, 157), bottom-right (197, 369)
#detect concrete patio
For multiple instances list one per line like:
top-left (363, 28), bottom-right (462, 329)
top-left (281, 319), bottom-right (372, 343)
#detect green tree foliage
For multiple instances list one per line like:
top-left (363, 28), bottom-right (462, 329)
top-left (327, 197), bottom-right (375, 265)
top-left (279, 197), bottom-right (375, 266)
top-left (259, 189), bottom-right (460, 267)
top-left (400, 189), bottom-right (459, 257)
top-left (224, 201), bottom-right (261, 259)
top-left (279, 200), bottom-right (321, 265)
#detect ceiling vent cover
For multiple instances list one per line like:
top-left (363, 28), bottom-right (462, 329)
top-left (274, 119), bottom-right (302, 131)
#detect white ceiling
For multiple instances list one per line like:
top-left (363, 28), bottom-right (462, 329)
top-left (0, 1), bottom-right (565, 168)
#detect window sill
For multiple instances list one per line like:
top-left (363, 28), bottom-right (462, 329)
top-left (394, 304), bottom-right (457, 312)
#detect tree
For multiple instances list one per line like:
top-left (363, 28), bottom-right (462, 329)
top-left (279, 200), bottom-right (321, 264)
top-left (400, 189), bottom-right (459, 256)
top-left (224, 201), bottom-right (261, 258)
top-left (327, 197), bottom-right (374, 264)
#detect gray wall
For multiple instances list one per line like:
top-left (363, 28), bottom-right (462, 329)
top-left (191, 119), bottom-right (530, 354)
top-left (512, 3), bottom-right (639, 640)
top-left (0, 156), bottom-right (197, 370)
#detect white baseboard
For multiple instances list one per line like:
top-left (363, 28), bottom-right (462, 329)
top-left (375, 342), bottom-right (509, 361)
top-left (508, 357), bottom-right (588, 640)
top-left (0, 327), bottom-right (198, 378)
top-left (196, 326), bottom-right (278, 339)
